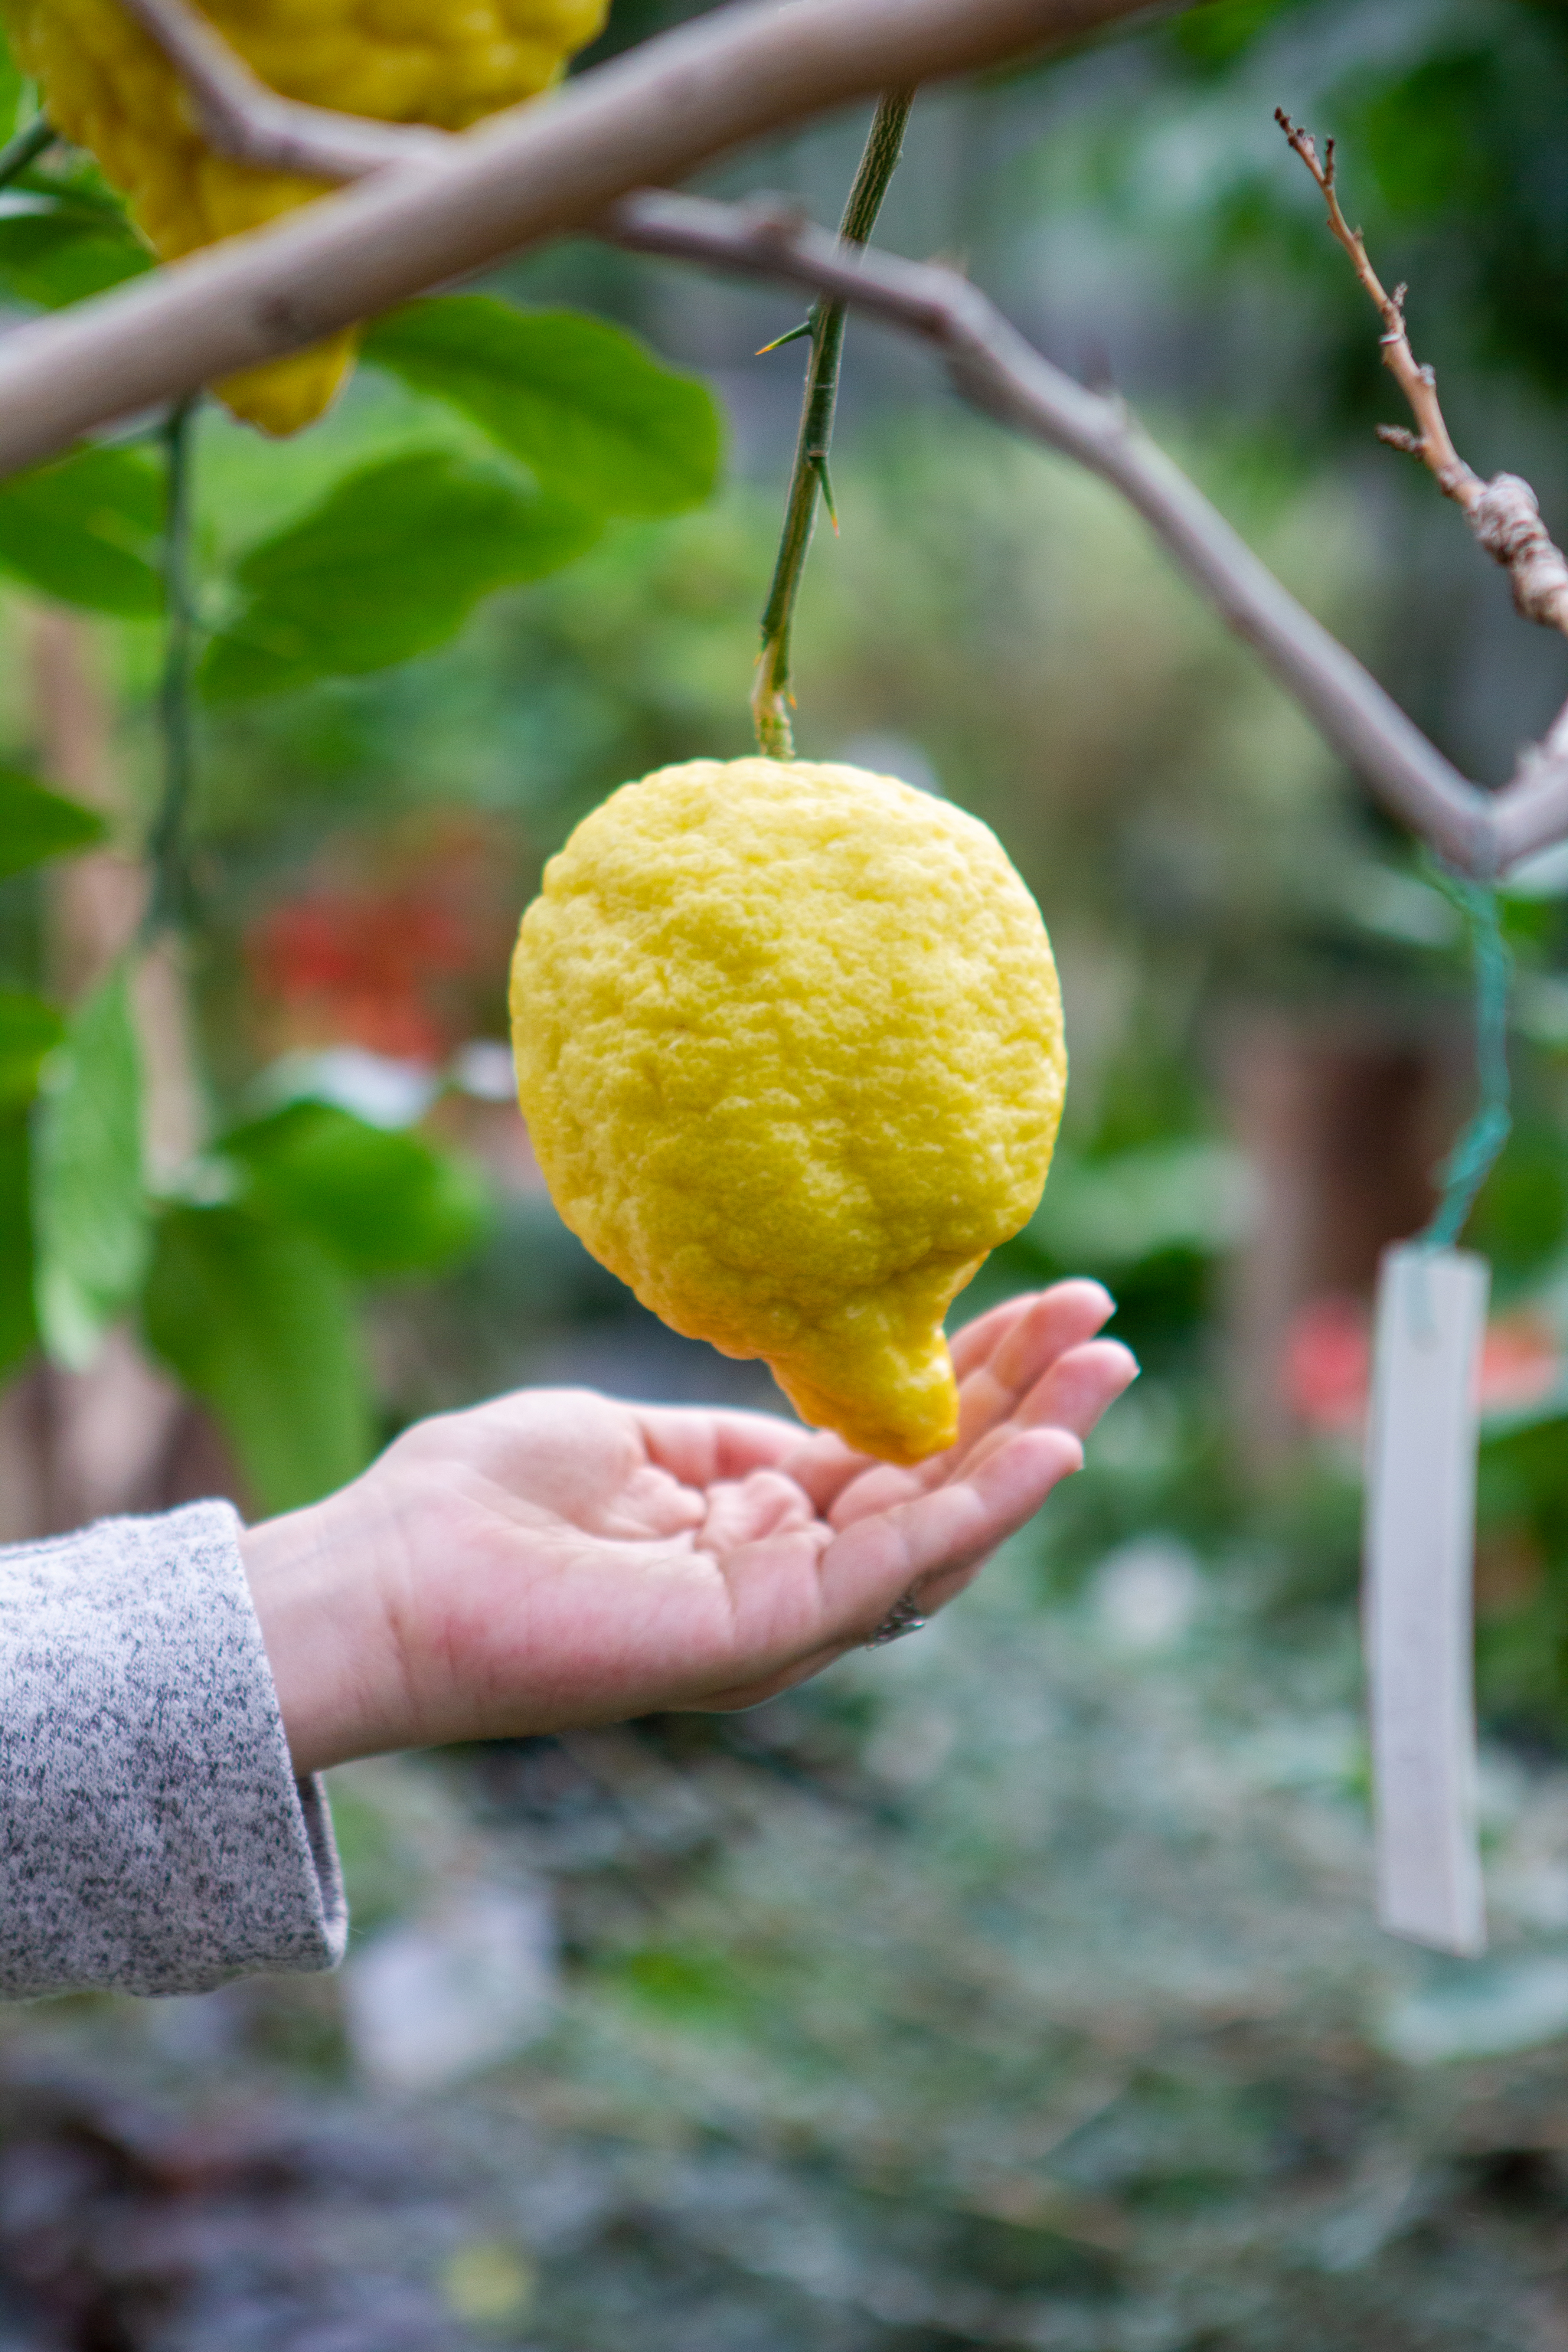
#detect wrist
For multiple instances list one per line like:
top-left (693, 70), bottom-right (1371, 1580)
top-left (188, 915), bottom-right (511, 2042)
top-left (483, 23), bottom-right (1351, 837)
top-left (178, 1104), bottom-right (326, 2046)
top-left (238, 1488), bottom-right (407, 1776)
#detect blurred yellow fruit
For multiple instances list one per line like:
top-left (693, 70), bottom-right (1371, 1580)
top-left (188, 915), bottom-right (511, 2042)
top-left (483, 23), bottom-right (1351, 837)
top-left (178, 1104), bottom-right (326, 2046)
top-left (510, 757), bottom-right (1067, 1464)
top-left (2, 0), bottom-right (608, 433)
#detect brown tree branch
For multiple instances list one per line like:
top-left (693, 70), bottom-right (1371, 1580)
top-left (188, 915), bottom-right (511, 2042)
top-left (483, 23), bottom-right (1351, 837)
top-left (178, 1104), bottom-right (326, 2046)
top-left (1279, 110), bottom-right (1568, 642)
top-left (0, 0), bottom-right (1150, 475)
top-left (1491, 691), bottom-right (1568, 869)
top-left (117, 0), bottom-right (445, 178)
top-left (15, 0), bottom-right (1568, 880)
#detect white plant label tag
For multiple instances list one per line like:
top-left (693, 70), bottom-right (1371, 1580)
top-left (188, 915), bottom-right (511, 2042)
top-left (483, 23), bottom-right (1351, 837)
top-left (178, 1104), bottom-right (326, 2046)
top-left (1364, 1243), bottom-right (1488, 1957)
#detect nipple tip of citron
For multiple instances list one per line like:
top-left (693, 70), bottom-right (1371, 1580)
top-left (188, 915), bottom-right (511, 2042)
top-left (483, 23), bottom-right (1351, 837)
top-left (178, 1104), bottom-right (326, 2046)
top-left (772, 1361), bottom-right (961, 1467)
top-left (509, 756), bottom-right (1067, 1462)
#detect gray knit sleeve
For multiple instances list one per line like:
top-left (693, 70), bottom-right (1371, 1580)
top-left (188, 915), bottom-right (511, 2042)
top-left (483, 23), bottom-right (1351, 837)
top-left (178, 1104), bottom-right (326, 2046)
top-left (0, 1498), bottom-right (347, 2000)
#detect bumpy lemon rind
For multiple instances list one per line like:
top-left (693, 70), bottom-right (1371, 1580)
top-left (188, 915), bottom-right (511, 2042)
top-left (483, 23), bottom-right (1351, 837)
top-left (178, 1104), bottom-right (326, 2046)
top-left (511, 757), bottom-right (1067, 1463)
top-left (2, 0), bottom-right (608, 433)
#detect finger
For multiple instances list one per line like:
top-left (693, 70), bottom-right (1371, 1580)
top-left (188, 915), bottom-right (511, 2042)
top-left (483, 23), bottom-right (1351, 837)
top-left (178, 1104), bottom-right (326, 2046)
top-left (985, 1280), bottom-right (1117, 1392)
top-left (958, 1338), bottom-right (1138, 1493)
top-left (946, 1289), bottom-right (1037, 1379)
top-left (693, 1636), bottom-right (850, 1713)
top-left (774, 1424), bottom-right (882, 1514)
top-left (714, 1416), bottom-right (1089, 1701)
top-left (634, 1403), bottom-right (810, 1487)
top-left (741, 1285), bottom-right (1121, 1521)
top-left (818, 1424), bottom-right (1083, 1640)
top-left (749, 1322), bottom-right (1051, 1505)
top-left (897, 1410), bottom-right (1096, 1614)
top-left (950, 1279), bottom-right (1115, 1387)
top-left (829, 1286), bottom-right (1121, 1528)
top-left (944, 1282), bottom-right (1118, 1465)
top-left (1009, 1335), bottom-right (1139, 1442)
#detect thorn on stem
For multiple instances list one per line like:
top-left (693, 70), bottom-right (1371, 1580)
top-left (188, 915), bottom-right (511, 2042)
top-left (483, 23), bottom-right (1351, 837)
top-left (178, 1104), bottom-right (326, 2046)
top-left (757, 318), bottom-right (813, 355)
top-left (810, 451), bottom-right (838, 531)
top-left (1377, 423), bottom-right (1425, 456)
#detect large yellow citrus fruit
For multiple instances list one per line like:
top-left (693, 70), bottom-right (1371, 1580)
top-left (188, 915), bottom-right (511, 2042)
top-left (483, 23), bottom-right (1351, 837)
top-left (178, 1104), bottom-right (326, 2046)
top-left (509, 758), bottom-right (1067, 1463)
top-left (2, 0), bottom-right (608, 433)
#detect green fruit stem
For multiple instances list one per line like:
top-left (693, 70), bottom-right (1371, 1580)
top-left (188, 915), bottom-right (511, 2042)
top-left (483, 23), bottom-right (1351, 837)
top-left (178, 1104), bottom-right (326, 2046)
top-left (752, 90), bottom-right (913, 760)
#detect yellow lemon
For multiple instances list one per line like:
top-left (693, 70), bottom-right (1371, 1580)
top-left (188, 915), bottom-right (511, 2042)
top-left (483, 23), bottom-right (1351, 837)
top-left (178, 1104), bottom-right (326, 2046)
top-left (509, 757), bottom-right (1067, 1463)
top-left (3, 0), bottom-right (608, 433)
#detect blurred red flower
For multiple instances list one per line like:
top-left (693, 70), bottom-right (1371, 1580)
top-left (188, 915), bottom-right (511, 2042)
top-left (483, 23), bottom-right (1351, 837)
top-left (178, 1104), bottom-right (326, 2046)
top-left (1282, 1295), bottom-right (1370, 1437)
top-left (248, 817), bottom-right (521, 1065)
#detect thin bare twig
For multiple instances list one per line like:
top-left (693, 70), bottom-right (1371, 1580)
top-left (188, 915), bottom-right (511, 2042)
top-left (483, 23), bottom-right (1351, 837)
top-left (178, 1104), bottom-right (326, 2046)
top-left (1276, 112), bottom-right (1473, 498)
top-left (1279, 110), bottom-right (1568, 642)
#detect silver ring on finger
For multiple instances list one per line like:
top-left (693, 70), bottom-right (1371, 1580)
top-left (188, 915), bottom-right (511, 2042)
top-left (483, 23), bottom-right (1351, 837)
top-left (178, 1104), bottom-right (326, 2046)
top-left (864, 1589), bottom-right (929, 1647)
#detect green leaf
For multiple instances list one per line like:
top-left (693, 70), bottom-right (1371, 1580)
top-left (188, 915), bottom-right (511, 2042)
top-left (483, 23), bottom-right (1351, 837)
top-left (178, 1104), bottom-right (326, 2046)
top-left (364, 299), bottom-right (721, 518)
top-left (0, 1109), bottom-right (37, 1380)
top-left (142, 1203), bottom-right (374, 1515)
top-left (0, 988), bottom-right (63, 1105)
top-left (0, 197), bottom-right (152, 309)
top-left (1171, 0), bottom-right (1297, 65)
top-left (224, 1099), bottom-right (489, 1279)
top-left (199, 448), bottom-right (599, 702)
top-left (1026, 1142), bottom-right (1258, 1269)
top-left (1363, 53), bottom-right (1490, 219)
top-left (0, 441), bottom-right (163, 616)
top-left (0, 762), bottom-right (106, 879)
top-left (31, 964), bottom-right (149, 1369)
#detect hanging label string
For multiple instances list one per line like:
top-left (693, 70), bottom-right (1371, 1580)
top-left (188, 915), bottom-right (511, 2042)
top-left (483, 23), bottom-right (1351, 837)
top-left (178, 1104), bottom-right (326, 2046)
top-left (1417, 863), bottom-right (1513, 1251)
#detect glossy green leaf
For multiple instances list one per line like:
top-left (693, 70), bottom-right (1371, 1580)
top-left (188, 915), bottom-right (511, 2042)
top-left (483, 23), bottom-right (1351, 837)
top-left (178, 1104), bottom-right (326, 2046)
top-left (142, 1202), bottom-right (374, 1515)
top-left (0, 1110), bottom-right (37, 1379)
top-left (0, 988), bottom-right (64, 1105)
top-left (31, 964), bottom-right (148, 1369)
top-left (0, 442), bottom-right (163, 616)
top-left (224, 1099), bottom-right (489, 1279)
top-left (0, 197), bottom-right (152, 309)
top-left (364, 298), bottom-right (722, 517)
top-left (0, 762), bottom-right (106, 879)
top-left (199, 448), bottom-right (599, 702)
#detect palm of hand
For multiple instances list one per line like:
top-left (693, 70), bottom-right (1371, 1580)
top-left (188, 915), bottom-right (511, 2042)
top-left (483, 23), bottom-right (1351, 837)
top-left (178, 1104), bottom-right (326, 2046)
top-left (356, 1282), bottom-right (1135, 1749)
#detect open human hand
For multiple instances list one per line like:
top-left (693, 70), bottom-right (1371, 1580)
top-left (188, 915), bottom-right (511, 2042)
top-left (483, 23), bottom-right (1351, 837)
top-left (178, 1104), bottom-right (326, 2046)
top-left (240, 1281), bottom-right (1135, 1775)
